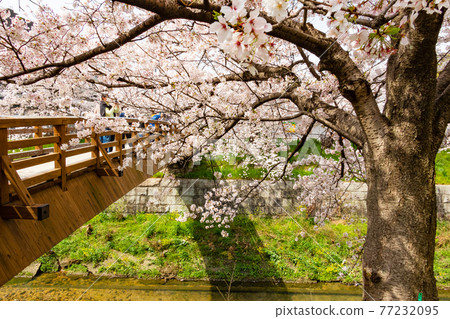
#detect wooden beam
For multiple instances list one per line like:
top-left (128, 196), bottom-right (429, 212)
top-left (21, 168), bottom-right (61, 189)
top-left (91, 129), bottom-right (100, 169)
top-left (65, 145), bottom-right (96, 158)
top-left (7, 136), bottom-right (59, 150)
top-left (53, 125), bottom-right (67, 191)
top-left (97, 141), bottom-right (119, 177)
top-left (34, 126), bottom-right (43, 151)
top-left (8, 147), bottom-right (54, 160)
top-left (8, 127), bottom-right (53, 135)
top-left (0, 117), bottom-right (79, 129)
top-left (0, 204), bottom-right (49, 220)
top-left (117, 132), bottom-right (123, 166)
top-left (12, 153), bottom-right (60, 170)
top-left (155, 123), bottom-right (161, 142)
top-left (1, 155), bottom-right (34, 206)
top-left (95, 167), bottom-right (124, 177)
top-left (66, 158), bottom-right (97, 174)
top-left (0, 128), bottom-right (9, 205)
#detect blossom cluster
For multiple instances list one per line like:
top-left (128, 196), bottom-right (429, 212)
top-left (210, 0), bottom-right (275, 63)
top-left (324, 0), bottom-right (450, 57)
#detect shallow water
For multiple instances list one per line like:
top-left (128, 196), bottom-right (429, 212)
top-left (1, 274), bottom-right (449, 301)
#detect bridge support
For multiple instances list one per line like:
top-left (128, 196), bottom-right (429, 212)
top-left (0, 204), bottom-right (49, 220)
top-left (0, 155), bottom-right (50, 220)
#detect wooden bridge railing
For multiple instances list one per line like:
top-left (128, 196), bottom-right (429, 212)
top-left (0, 116), bottom-right (174, 221)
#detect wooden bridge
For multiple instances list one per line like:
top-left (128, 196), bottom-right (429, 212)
top-left (0, 116), bottom-right (173, 286)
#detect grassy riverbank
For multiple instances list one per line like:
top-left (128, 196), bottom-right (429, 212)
top-left (33, 208), bottom-right (450, 289)
top-left (156, 149), bottom-right (450, 184)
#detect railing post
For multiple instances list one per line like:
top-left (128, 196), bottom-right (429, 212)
top-left (0, 128), bottom-right (9, 204)
top-left (155, 123), bottom-right (160, 142)
top-left (117, 132), bottom-right (123, 166)
top-left (34, 126), bottom-right (43, 151)
top-left (91, 128), bottom-right (101, 169)
top-left (53, 124), bottom-right (67, 191)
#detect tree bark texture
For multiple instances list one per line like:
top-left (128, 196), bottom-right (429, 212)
top-left (361, 12), bottom-right (445, 300)
top-left (363, 144), bottom-right (438, 300)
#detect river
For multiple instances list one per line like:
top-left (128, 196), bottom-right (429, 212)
top-left (0, 274), bottom-right (449, 301)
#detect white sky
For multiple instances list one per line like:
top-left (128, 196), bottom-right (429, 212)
top-left (0, 0), bottom-right (71, 13)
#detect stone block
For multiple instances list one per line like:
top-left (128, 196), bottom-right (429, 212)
top-left (441, 203), bottom-right (450, 215)
top-left (124, 189), bottom-right (136, 196)
top-left (134, 187), bottom-right (148, 196)
top-left (195, 186), bottom-right (213, 196)
top-left (140, 178), bottom-right (180, 187)
top-left (148, 205), bottom-right (170, 214)
top-left (126, 195), bottom-right (139, 205)
top-left (139, 178), bottom-right (162, 187)
top-left (160, 195), bottom-right (187, 206)
top-left (121, 179), bottom-right (450, 220)
top-left (282, 198), bottom-right (295, 209)
top-left (168, 204), bottom-right (188, 212)
top-left (179, 196), bottom-right (194, 206)
top-left (259, 189), bottom-right (282, 199)
top-left (147, 187), bottom-right (180, 197)
top-left (439, 193), bottom-right (450, 203)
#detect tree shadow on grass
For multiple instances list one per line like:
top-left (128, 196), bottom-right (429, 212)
top-left (191, 214), bottom-right (292, 301)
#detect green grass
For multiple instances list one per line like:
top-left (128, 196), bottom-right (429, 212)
top-left (173, 157), bottom-right (314, 180)
top-left (159, 142), bottom-right (450, 184)
top-left (435, 221), bottom-right (450, 287)
top-left (436, 150), bottom-right (450, 184)
top-left (36, 210), bottom-right (450, 288)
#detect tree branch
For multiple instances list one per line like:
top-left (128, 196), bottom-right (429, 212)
top-left (288, 92), bottom-right (365, 148)
top-left (0, 14), bottom-right (165, 84)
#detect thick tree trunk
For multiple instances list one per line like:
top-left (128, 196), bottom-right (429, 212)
top-left (362, 144), bottom-right (438, 300)
top-left (359, 11), bottom-right (444, 301)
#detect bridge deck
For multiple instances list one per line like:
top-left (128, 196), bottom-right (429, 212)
top-left (17, 153), bottom-right (91, 180)
top-left (0, 116), bottom-right (173, 286)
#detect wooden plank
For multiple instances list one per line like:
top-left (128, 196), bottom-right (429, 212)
top-left (12, 153), bottom-right (60, 170)
top-left (102, 141), bottom-right (119, 149)
top-left (65, 133), bottom-right (78, 141)
top-left (0, 117), bottom-right (79, 128)
top-left (9, 143), bottom-right (90, 161)
top-left (7, 136), bottom-right (59, 150)
top-left (54, 125), bottom-right (67, 191)
top-left (97, 142), bottom-right (119, 177)
top-left (34, 126), bottom-right (43, 151)
top-left (0, 128), bottom-right (9, 204)
top-left (101, 150), bottom-right (120, 160)
top-left (22, 168), bottom-right (61, 188)
top-left (8, 128), bottom-right (53, 135)
top-left (65, 145), bottom-right (96, 158)
top-left (9, 147), bottom-right (54, 160)
top-left (1, 155), bottom-right (34, 206)
top-left (0, 117), bottom-right (170, 129)
top-left (91, 129), bottom-right (100, 169)
top-left (0, 204), bottom-right (49, 220)
top-left (98, 131), bottom-right (117, 137)
top-left (155, 123), bottom-right (160, 142)
top-left (117, 133), bottom-right (123, 166)
top-left (66, 158), bottom-right (97, 174)
top-left (95, 168), bottom-right (123, 177)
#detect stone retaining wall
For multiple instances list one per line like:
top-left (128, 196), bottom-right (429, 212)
top-left (122, 178), bottom-right (450, 219)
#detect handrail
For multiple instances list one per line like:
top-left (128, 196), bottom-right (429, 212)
top-left (0, 116), bottom-right (173, 128)
top-left (0, 116), bottom-right (175, 218)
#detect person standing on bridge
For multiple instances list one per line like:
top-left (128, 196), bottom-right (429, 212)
top-left (99, 94), bottom-right (118, 152)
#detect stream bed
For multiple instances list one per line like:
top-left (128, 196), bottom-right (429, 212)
top-left (0, 274), bottom-right (449, 301)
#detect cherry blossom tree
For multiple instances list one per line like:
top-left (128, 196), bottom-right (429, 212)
top-left (0, 0), bottom-right (449, 300)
